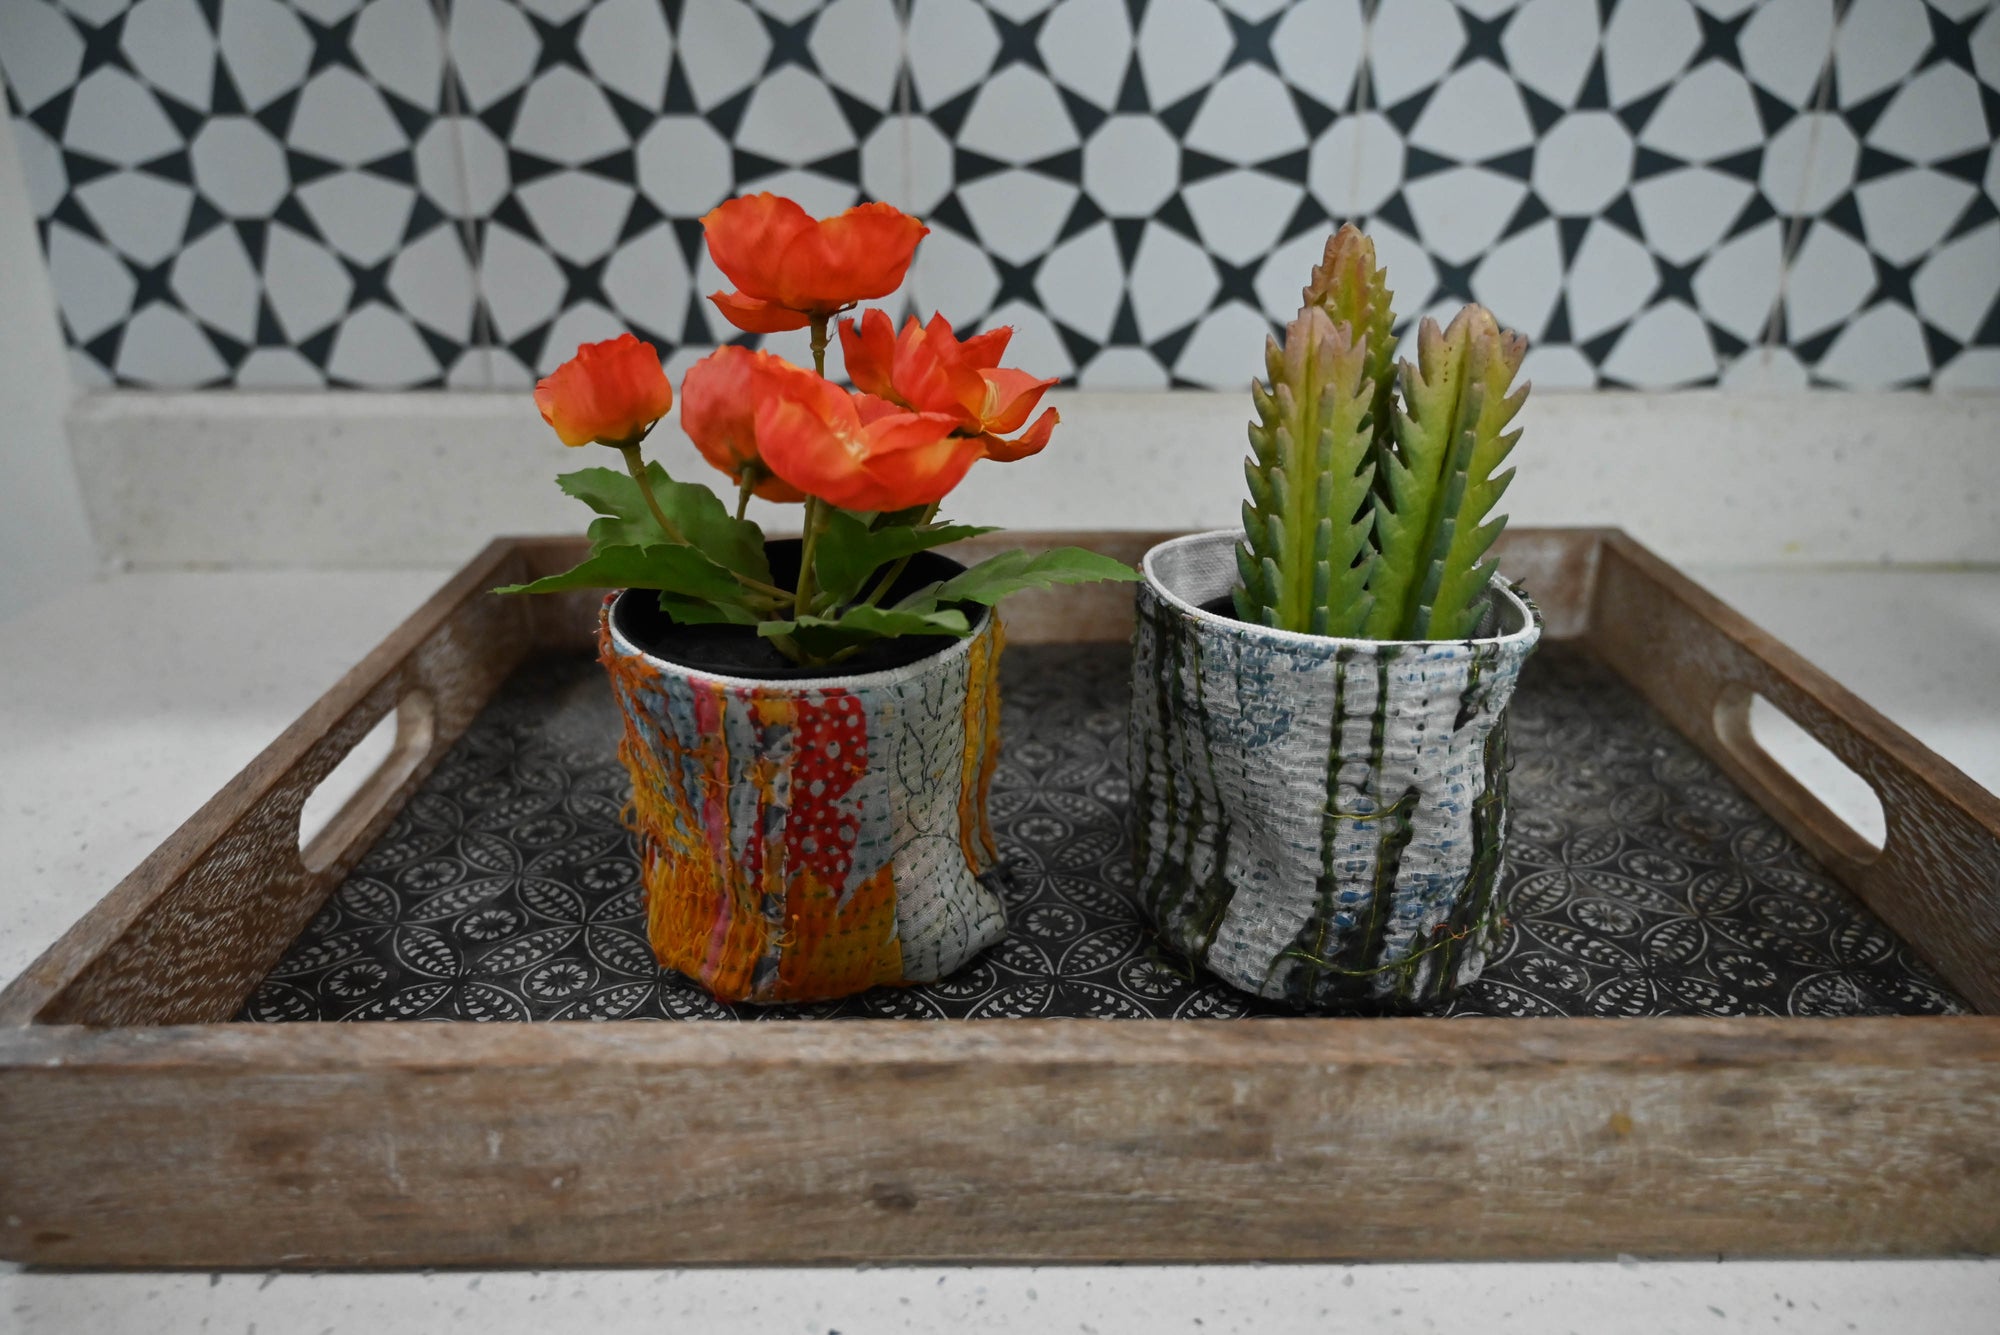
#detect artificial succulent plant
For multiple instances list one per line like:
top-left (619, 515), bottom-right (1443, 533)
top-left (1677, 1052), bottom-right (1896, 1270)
top-left (1233, 226), bottom-right (1529, 643)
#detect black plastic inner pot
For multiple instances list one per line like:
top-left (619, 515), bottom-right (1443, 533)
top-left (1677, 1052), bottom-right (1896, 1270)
top-left (1197, 593), bottom-right (1239, 620)
top-left (609, 538), bottom-right (982, 680)
top-left (1194, 592), bottom-right (1519, 639)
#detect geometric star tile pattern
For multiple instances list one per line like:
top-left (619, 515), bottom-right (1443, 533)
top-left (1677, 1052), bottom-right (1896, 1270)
top-left (4, 0), bottom-right (1997, 390)
top-left (6, 0), bottom-right (480, 388)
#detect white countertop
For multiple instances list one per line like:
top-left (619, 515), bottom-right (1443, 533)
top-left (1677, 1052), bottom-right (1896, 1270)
top-left (3, 563), bottom-right (1998, 1332)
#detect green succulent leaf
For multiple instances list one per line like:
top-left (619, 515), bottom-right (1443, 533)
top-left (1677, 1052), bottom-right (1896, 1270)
top-left (557, 464), bottom-right (772, 585)
top-left (1364, 305), bottom-right (1527, 641)
top-left (811, 509), bottom-right (1000, 607)
top-left (1302, 224), bottom-right (1399, 455)
top-left (1233, 307), bottom-right (1377, 636)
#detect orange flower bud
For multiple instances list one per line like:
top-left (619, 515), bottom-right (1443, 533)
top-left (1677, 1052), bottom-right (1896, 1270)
top-left (679, 346), bottom-right (807, 503)
top-left (533, 333), bottom-right (674, 449)
top-left (755, 376), bottom-right (981, 513)
top-left (703, 194), bottom-right (928, 334)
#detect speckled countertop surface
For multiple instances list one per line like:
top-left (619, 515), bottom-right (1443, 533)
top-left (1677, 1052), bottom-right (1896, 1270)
top-left (3, 564), bottom-right (1997, 1333)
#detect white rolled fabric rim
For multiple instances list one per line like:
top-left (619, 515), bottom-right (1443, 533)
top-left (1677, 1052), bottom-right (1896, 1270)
top-left (1139, 528), bottom-right (1541, 652)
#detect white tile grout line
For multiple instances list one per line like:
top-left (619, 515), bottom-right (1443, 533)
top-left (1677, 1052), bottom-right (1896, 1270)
top-left (429, 0), bottom-right (496, 390)
top-left (1348, 0), bottom-right (1375, 230)
top-left (1756, 0), bottom-right (1847, 375)
top-left (895, 0), bottom-right (916, 326)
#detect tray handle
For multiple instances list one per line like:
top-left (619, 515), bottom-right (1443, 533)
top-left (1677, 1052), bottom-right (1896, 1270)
top-left (1, 541), bottom-right (541, 1027)
top-left (1589, 536), bottom-right (2000, 1014)
top-left (298, 688), bottom-right (438, 874)
top-left (1710, 682), bottom-right (1885, 870)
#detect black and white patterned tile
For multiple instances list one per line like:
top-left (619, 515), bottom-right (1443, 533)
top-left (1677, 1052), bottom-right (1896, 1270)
top-left (1787, 0), bottom-right (2000, 387)
top-left (5, 0), bottom-right (1998, 389)
top-left (6, 0), bottom-right (482, 388)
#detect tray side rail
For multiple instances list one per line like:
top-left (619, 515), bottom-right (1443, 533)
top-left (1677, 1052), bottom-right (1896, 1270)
top-left (0, 541), bottom-right (543, 1028)
top-left (1585, 534), bottom-right (2000, 1014)
top-left (2, 1016), bottom-right (1997, 1266)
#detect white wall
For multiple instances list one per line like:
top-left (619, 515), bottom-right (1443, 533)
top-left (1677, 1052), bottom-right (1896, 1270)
top-left (63, 387), bottom-right (2000, 572)
top-left (0, 116), bottom-right (93, 621)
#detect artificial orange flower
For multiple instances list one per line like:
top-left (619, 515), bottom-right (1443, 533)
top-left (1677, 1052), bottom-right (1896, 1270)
top-left (703, 194), bottom-right (927, 334)
top-left (837, 309), bottom-right (1059, 461)
top-left (678, 346), bottom-right (807, 502)
top-left (534, 333), bottom-right (675, 448)
top-left (754, 375), bottom-right (980, 513)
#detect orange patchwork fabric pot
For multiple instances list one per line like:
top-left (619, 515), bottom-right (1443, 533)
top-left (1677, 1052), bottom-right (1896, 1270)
top-left (598, 595), bottom-right (1008, 1004)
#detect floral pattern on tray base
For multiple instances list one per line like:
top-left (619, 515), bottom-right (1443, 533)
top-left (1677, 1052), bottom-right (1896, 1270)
top-left (242, 643), bottom-right (1966, 1023)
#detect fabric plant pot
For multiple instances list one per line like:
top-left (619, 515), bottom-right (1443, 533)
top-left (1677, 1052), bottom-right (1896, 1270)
top-left (597, 551), bottom-right (1008, 1005)
top-left (1128, 529), bottom-right (1544, 1011)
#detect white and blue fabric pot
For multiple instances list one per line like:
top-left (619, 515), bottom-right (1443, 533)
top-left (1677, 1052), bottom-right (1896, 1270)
top-left (1128, 530), bottom-right (1543, 1011)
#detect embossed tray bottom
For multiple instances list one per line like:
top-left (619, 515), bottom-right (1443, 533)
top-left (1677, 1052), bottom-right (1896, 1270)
top-left (241, 643), bottom-right (1966, 1023)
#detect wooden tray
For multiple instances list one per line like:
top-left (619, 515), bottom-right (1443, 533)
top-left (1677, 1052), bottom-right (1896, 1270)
top-left (3, 530), bottom-right (1997, 1267)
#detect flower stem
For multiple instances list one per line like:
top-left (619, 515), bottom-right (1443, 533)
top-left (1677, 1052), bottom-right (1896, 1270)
top-left (789, 313), bottom-right (835, 619)
top-left (735, 468), bottom-right (756, 521)
top-left (860, 502), bottom-right (941, 607)
top-left (619, 443), bottom-right (790, 604)
top-left (809, 314), bottom-right (830, 377)
top-left (793, 495), bottom-right (825, 617)
top-left (618, 444), bottom-right (689, 544)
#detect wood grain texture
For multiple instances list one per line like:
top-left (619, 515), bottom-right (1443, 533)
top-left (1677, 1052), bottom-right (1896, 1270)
top-left (3, 1017), bottom-right (1997, 1266)
top-left (1586, 536), bottom-right (2000, 1014)
top-left (0, 541), bottom-right (540, 1028)
top-left (2, 529), bottom-right (1996, 1267)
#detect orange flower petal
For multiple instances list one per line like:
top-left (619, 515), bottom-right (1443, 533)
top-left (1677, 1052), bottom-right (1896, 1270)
top-left (756, 376), bottom-right (978, 512)
top-left (708, 289), bottom-right (813, 333)
top-left (839, 309), bottom-right (901, 401)
top-left (679, 346), bottom-right (808, 502)
top-left (701, 193), bottom-right (815, 301)
top-left (980, 406), bottom-right (1058, 463)
top-left (779, 202), bottom-right (928, 311)
top-left (754, 376), bottom-right (865, 502)
top-left (533, 332), bottom-right (673, 448)
top-left (958, 324), bottom-right (1012, 370)
top-left (849, 417), bottom-right (983, 511)
top-left (977, 366), bottom-right (1058, 435)
top-left (891, 314), bottom-right (986, 429)
top-left (703, 195), bottom-right (928, 328)
top-left (852, 391), bottom-right (908, 426)
top-left (860, 409), bottom-right (970, 459)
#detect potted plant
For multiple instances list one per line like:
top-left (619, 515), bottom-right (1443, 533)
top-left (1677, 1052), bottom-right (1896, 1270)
top-left (1128, 226), bottom-right (1544, 1012)
top-left (503, 192), bottom-right (1135, 1004)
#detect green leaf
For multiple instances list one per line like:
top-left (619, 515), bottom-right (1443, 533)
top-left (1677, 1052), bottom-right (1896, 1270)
top-left (811, 509), bottom-right (1000, 607)
top-left (760, 604), bottom-right (972, 640)
top-left (870, 505), bottom-right (931, 530)
top-left (910, 547), bottom-right (1140, 609)
top-left (758, 603), bottom-right (974, 663)
top-left (557, 464), bottom-right (772, 585)
top-left (493, 543), bottom-right (752, 607)
top-left (657, 593), bottom-right (762, 626)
